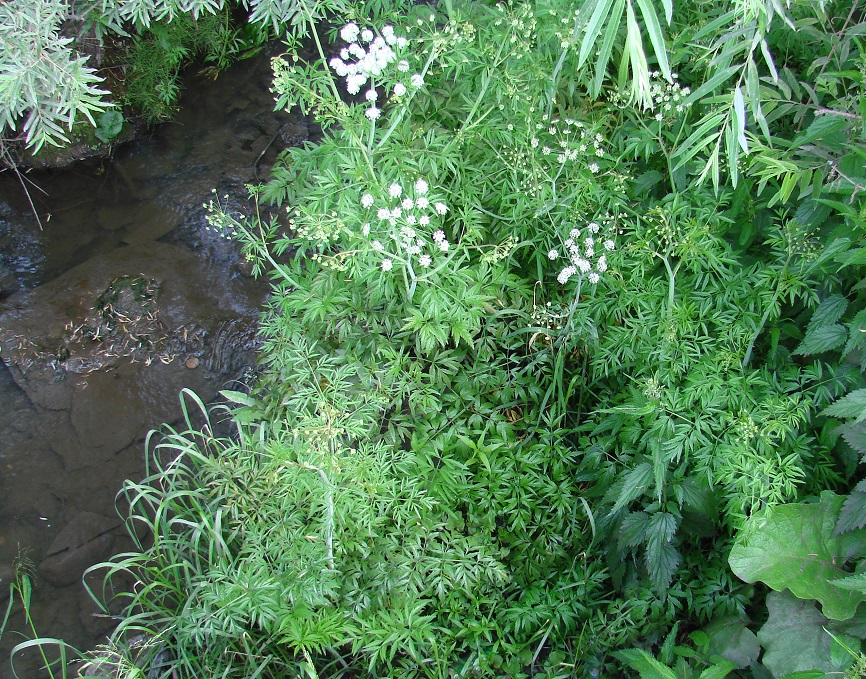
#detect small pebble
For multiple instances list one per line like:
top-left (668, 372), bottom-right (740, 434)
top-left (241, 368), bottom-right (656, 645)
top-left (185, 357), bottom-right (199, 369)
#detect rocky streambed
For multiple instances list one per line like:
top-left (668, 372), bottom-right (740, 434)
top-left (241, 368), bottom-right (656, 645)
top-left (0, 47), bottom-right (304, 677)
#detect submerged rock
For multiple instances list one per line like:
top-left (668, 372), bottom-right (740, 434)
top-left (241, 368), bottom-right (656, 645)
top-left (0, 240), bottom-right (266, 469)
top-left (39, 512), bottom-right (120, 587)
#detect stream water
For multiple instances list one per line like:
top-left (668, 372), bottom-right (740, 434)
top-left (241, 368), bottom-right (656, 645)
top-left (0, 46), bottom-right (303, 677)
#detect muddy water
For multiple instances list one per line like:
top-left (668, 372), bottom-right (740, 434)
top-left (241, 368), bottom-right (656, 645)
top-left (0, 47), bottom-right (303, 677)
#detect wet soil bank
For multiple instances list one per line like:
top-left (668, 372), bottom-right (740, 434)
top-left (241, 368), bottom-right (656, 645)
top-left (0, 46), bottom-right (305, 677)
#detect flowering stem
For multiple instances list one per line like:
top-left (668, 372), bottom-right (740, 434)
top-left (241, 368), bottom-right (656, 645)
top-left (375, 44), bottom-right (439, 151)
top-left (406, 260), bottom-right (418, 300)
top-left (307, 17), bottom-right (342, 103)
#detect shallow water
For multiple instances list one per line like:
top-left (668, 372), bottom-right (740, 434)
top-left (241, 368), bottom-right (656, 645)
top-left (0, 47), bottom-right (301, 677)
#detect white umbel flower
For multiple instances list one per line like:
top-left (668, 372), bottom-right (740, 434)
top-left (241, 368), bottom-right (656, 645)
top-left (340, 23), bottom-right (359, 42)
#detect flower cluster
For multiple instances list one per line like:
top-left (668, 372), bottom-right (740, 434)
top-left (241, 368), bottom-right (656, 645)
top-left (329, 23), bottom-right (423, 121)
top-left (548, 218), bottom-right (616, 285)
top-left (528, 299), bottom-right (564, 345)
top-left (531, 115), bottom-right (606, 174)
top-left (612, 71), bottom-right (692, 123)
top-left (359, 179), bottom-right (450, 273)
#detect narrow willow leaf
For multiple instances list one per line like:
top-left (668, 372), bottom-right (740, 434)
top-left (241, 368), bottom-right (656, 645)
top-left (680, 65), bottom-right (741, 108)
top-left (625, 0), bottom-right (651, 107)
top-left (579, 0), bottom-right (618, 67)
top-left (672, 111), bottom-right (726, 171)
top-left (760, 38), bottom-right (779, 82)
top-left (725, 120), bottom-right (740, 187)
top-left (733, 86), bottom-right (748, 153)
top-left (634, 0), bottom-right (671, 79)
top-left (592, 0), bottom-right (627, 97)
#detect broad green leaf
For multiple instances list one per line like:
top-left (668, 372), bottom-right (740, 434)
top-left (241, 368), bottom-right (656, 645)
top-left (703, 616), bottom-right (760, 668)
top-left (823, 388), bottom-right (866, 422)
top-left (757, 591), bottom-right (835, 676)
top-left (729, 492), bottom-right (866, 620)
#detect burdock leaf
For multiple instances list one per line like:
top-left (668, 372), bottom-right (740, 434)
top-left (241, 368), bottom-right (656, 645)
top-left (729, 491), bottom-right (866, 620)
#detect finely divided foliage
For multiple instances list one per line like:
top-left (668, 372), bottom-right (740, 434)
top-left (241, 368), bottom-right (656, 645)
top-left (5, 0), bottom-right (866, 677)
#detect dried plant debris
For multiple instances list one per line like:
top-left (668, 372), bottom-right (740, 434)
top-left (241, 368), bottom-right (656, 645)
top-left (3, 275), bottom-right (207, 376)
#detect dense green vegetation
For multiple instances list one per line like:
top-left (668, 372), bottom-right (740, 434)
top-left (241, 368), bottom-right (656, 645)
top-left (4, 0), bottom-right (866, 676)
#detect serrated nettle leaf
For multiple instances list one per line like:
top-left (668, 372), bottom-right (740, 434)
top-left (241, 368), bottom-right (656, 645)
top-left (834, 491), bottom-right (866, 535)
top-left (806, 295), bottom-right (848, 332)
top-left (823, 389), bottom-right (866, 421)
top-left (645, 539), bottom-right (679, 593)
top-left (730, 492), bottom-right (866, 620)
top-left (611, 462), bottom-right (655, 514)
top-left (792, 324), bottom-right (847, 356)
top-left (619, 511), bottom-right (651, 549)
